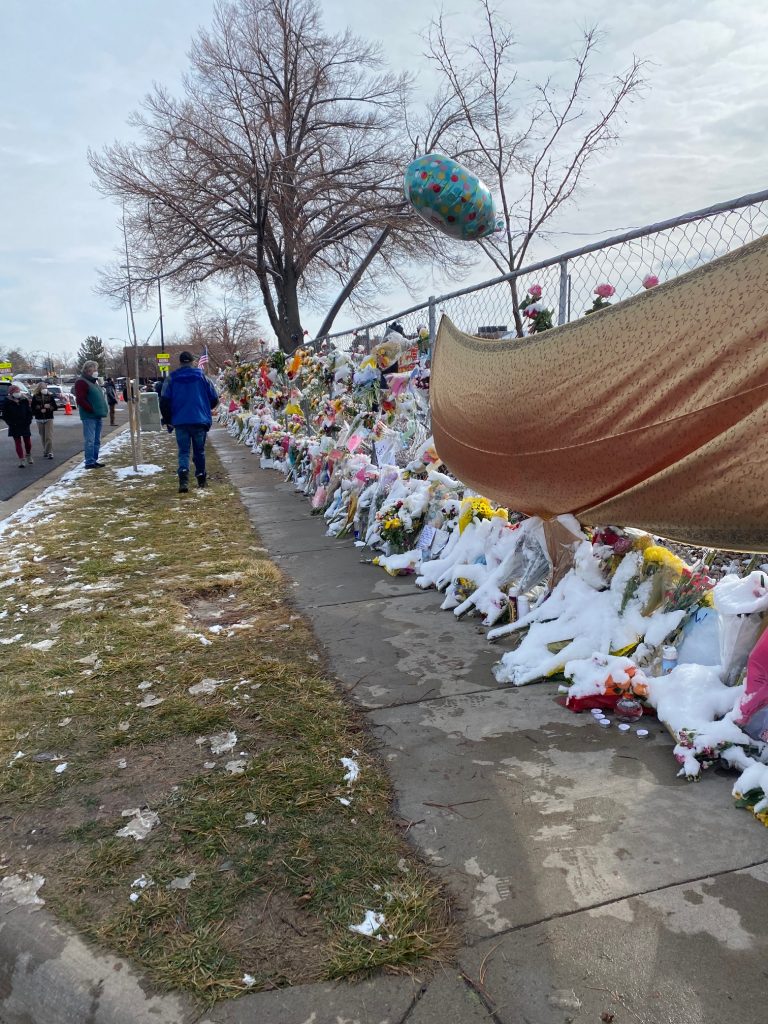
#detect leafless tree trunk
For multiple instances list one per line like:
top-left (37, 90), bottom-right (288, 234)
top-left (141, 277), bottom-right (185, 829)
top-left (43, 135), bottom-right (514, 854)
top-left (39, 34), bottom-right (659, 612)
top-left (427, 1), bottom-right (645, 336)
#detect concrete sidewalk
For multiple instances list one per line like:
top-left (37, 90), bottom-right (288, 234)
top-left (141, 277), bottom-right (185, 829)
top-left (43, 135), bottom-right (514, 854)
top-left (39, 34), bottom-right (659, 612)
top-left (210, 427), bottom-right (768, 1024)
top-left (2, 427), bottom-right (767, 1024)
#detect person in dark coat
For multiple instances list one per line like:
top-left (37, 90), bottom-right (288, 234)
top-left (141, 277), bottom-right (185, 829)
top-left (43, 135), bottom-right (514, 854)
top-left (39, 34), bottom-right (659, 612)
top-left (1, 385), bottom-right (34, 467)
top-left (30, 382), bottom-right (56, 459)
top-left (104, 377), bottom-right (118, 425)
top-left (73, 361), bottom-right (109, 469)
top-left (160, 352), bottom-right (219, 493)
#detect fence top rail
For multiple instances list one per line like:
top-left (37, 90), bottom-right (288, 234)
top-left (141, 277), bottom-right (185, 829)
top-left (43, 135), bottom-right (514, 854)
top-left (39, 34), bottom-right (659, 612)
top-left (320, 186), bottom-right (768, 340)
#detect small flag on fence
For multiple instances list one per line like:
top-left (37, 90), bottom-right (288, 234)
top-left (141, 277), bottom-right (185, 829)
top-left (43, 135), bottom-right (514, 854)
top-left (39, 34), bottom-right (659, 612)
top-left (198, 347), bottom-right (209, 371)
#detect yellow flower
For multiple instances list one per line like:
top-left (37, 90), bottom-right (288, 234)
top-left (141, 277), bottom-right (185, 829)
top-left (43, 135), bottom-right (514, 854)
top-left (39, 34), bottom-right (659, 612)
top-left (458, 496), bottom-right (508, 533)
top-left (643, 545), bottom-right (687, 576)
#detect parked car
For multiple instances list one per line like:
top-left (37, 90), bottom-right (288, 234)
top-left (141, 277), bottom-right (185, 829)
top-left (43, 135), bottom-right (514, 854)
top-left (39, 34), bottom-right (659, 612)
top-left (44, 385), bottom-right (75, 409)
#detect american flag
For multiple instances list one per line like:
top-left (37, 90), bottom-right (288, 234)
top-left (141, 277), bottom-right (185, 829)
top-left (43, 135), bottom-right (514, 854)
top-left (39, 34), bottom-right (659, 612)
top-left (198, 347), bottom-right (209, 371)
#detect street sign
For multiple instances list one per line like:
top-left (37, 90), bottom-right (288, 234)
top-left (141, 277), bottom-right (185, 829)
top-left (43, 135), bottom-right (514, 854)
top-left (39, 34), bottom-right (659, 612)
top-left (0, 361), bottom-right (12, 380)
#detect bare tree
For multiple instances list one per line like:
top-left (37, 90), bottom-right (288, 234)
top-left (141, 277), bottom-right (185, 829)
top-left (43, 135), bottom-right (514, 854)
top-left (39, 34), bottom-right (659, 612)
top-left (427, 2), bottom-right (645, 335)
top-left (1, 348), bottom-right (39, 374)
top-left (187, 293), bottom-right (268, 368)
top-left (90, 0), bottom-right (471, 352)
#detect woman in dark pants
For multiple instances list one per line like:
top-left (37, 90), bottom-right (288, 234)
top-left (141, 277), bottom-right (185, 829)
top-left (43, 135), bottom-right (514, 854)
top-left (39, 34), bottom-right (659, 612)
top-left (1, 385), bottom-right (34, 467)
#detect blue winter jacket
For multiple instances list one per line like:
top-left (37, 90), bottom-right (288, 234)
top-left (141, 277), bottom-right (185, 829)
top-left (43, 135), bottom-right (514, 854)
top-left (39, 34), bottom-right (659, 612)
top-left (160, 367), bottom-right (219, 428)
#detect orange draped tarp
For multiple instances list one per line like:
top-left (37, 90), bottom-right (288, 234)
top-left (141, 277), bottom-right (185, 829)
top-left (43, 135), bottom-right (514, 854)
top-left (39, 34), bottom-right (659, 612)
top-left (430, 235), bottom-right (768, 552)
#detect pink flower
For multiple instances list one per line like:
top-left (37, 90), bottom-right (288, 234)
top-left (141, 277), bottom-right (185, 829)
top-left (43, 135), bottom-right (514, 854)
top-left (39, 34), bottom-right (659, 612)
top-left (642, 274), bottom-right (659, 289)
top-left (529, 283), bottom-right (542, 299)
top-left (594, 283), bottom-right (615, 299)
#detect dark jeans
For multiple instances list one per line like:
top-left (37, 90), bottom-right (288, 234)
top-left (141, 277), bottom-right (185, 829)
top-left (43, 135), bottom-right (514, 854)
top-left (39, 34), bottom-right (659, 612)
top-left (82, 416), bottom-right (103, 466)
top-left (175, 425), bottom-right (208, 476)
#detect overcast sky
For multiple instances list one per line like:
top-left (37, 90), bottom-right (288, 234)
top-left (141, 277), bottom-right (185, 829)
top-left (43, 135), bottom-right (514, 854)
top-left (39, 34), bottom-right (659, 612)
top-left (1, 0), bottom-right (766, 359)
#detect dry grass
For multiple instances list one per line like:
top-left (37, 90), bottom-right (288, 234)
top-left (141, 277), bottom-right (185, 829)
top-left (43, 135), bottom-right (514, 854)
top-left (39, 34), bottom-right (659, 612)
top-left (0, 430), bottom-right (454, 1003)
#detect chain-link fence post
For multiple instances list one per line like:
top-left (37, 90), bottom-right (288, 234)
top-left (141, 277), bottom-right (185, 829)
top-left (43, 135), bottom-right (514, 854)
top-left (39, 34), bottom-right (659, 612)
top-left (428, 295), bottom-right (437, 347)
top-left (557, 259), bottom-right (569, 326)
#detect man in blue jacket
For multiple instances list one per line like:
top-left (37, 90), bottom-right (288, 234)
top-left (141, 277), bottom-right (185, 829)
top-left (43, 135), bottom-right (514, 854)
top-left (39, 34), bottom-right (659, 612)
top-left (160, 352), bottom-right (219, 493)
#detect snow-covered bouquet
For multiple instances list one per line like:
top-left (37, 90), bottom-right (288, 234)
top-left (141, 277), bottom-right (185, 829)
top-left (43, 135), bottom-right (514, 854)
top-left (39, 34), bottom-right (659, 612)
top-left (457, 496), bottom-right (508, 534)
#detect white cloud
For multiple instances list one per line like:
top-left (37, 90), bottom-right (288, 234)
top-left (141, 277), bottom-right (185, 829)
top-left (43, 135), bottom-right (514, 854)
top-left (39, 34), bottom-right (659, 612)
top-left (1, 0), bottom-right (766, 350)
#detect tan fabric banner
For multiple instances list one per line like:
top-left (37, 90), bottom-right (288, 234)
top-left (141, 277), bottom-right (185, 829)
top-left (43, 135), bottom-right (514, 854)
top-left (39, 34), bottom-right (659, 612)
top-left (430, 235), bottom-right (768, 552)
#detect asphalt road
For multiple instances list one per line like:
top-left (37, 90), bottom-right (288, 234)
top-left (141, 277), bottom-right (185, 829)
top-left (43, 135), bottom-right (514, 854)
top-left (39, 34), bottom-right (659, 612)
top-left (0, 406), bottom-right (127, 502)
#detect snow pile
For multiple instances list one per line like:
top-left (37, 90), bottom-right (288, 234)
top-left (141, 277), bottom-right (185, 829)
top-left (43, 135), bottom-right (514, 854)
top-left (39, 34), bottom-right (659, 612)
top-left (113, 464), bottom-right (164, 480)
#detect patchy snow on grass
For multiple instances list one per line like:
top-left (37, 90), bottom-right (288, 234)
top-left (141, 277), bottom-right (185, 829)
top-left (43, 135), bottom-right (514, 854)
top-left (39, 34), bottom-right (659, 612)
top-left (0, 873), bottom-right (46, 906)
top-left (348, 909), bottom-right (385, 938)
top-left (116, 808), bottom-right (160, 841)
top-left (341, 756), bottom-right (360, 784)
top-left (188, 678), bottom-right (224, 696)
top-left (207, 730), bottom-right (237, 755)
top-left (113, 464), bottom-right (164, 480)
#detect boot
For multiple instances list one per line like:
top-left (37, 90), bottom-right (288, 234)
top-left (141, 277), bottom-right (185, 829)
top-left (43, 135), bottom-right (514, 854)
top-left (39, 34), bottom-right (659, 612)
top-left (196, 473), bottom-right (207, 489)
top-left (178, 469), bottom-right (189, 493)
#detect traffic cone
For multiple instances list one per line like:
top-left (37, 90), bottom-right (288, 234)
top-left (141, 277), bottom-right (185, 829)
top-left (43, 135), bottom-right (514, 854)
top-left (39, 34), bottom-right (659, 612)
top-left (64, 400), bottom-right (72, 416)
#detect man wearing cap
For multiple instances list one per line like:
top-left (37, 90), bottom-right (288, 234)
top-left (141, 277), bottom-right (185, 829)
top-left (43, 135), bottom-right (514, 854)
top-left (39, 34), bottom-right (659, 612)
top-left (74, 360), bottom-right (108, 469)
top-left (159, 351), bottom-right (219, 493)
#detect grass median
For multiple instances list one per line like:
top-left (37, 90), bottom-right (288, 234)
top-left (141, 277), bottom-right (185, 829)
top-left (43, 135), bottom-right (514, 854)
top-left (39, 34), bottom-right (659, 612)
top-left (0, 429), bottom-right (453, 1002)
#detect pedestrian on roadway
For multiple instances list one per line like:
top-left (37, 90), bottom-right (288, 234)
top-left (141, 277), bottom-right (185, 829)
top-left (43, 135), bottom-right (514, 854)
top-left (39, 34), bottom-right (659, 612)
top-left (1, 384), bottom-right (34, 467)
top-left (159, 351), bottom-right (219, 493)
top-left (104, 377), bottom-right (118, 425)
top-left (74, 361), bottom-right (108, 469)
top-left (30, 382), bottom-right (56, 459)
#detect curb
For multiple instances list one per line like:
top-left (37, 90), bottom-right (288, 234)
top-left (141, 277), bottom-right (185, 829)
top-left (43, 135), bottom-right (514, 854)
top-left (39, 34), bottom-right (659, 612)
top-left (0, 424), bottom-right (129, 524)
top-left (0, 902), bottom-right (196, 1024)
top-left (0, 896), bottom-right (419, 1024)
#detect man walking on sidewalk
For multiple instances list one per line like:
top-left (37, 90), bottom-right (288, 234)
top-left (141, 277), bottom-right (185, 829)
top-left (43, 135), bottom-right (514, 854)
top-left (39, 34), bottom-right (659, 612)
top-left (74, 361), bottom-right (108, 469)
top-left (160, 351), bottom-right (219, 493)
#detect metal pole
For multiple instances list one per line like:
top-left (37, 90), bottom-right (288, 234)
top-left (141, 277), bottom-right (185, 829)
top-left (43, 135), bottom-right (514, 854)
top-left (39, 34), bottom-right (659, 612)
top-left (557, 260), bottom-right (569, 326)
top-left (157, 276), bottom-right (165, 353)
top-left (428, 295), bottom-right (437, 346)
top-left (122, 209), bottom-right (141, 469)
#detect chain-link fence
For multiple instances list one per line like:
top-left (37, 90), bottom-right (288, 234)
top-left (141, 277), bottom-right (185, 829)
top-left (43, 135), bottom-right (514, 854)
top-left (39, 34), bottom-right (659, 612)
top-left (318, 189), bottom-right (768, 352)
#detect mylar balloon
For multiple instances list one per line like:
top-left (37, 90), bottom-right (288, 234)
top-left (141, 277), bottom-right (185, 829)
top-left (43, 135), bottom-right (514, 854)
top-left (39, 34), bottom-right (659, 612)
top-left (404, 153), bottom-right (501, 241)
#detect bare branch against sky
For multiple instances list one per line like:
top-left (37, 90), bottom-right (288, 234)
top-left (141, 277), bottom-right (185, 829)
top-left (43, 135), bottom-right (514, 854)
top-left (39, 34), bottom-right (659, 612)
top-left (1, 0), bottom-right (767, 354)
